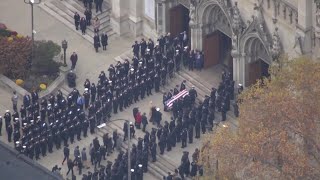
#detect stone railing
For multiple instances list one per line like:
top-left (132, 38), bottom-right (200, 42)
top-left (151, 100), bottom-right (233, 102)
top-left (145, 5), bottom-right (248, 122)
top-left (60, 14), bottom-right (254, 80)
top-left (0, 67), bottom-right (68, 100)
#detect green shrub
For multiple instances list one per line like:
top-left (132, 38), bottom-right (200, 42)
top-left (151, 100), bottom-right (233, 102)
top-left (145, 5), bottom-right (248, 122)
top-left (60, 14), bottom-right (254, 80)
top-left (32, 40), bottom-right (61, 76)
top-left (0, 29), bottom-right (12, 37)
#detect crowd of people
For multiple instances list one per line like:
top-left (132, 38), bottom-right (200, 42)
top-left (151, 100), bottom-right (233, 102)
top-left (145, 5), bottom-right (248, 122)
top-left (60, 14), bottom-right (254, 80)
top-left (74, 0), bottom-right (109, 53)
top-left (1, 25), bottom-right (241, 180)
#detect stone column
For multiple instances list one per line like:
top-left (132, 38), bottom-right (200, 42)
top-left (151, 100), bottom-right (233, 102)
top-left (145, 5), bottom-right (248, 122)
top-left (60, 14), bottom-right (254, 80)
top-left (190, 23), bottom-right (197, 50)
top-left (156, 2), bottom-right (163, 34)
top-left (296, 0), bottom-right (313, 54)
top-left (111, 0), bottom-right (128, 35)
top-left (162, 0), bottom-right (170, 34)
top-left (197, 24), bottom-right (203, 50)
top-left (128, 0), bottom-right (144, 37)
top-left (239, 53), bottom-right (247, 87)
top-left (231, 51), bottom-right (240, 84)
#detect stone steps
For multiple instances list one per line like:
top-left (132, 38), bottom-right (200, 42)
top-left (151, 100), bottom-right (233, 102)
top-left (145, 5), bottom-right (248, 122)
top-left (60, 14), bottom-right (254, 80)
top-left (38, 0), bottom-right (116, 44)
top-left (95, 123), bottom-right (167, 180)
top-left (115, 49), bottom-right (239, 125)
top-left (106, 122), bottom-right (177, 171)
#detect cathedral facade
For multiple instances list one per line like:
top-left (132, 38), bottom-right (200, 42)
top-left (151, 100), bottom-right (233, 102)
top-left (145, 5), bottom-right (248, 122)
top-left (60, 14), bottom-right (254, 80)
top-left (110, 0), bottom-right (320, 87)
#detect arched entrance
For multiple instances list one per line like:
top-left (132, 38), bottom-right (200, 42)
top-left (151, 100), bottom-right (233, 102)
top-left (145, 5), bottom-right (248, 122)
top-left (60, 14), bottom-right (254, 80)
top-left (169, 4), bottom-right (190, 38)
top-left (244, 37), bottom-right (270, 86)
top-left (201, 3), bottom-right (233, 72)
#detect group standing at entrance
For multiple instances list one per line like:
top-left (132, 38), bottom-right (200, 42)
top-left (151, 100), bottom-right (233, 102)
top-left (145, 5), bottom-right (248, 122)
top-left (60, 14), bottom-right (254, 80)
top-left (73, 1), bottom-right (109, 53)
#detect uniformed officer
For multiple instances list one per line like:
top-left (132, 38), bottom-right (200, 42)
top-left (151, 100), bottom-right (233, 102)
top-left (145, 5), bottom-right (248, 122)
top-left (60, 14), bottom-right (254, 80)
top-left (195, 120), bottom-right (201, 139)
top-left (132, 41), bottom-right (140, 58)
top-left (113, 97), bottom-right (118, 114)
top-left (180, 80), bottom-right (186, 91)
top-left (181, 128), bottom-right (188, 148)
top-left (188, 124), bottom-right (193, 144)
top-left (83, 89), bottom-right (90, 109)
top-left (40, 136), bottom-right (47, 157)
top-left (7, 124), bottom-right (13, 142)
top-left (159, 134), bottom-right (166, 155)
top-left (154, 73), bottom-right (161, 92)
top-left (47, 132), bottom-right (54, 153)
top-left (150, 142), bottom-right (157, 162)
top-left (83, 119), bottom-right (89, 137)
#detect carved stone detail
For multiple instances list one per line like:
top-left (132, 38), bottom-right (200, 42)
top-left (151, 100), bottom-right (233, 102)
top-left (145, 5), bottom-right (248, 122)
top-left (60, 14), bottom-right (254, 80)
top-left (271, 27), bottom-right (282, 60)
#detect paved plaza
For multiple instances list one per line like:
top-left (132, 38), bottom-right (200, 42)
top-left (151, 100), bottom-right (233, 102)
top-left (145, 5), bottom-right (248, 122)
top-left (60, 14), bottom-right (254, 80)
top-left (0, 0), bottom-right (238, 179)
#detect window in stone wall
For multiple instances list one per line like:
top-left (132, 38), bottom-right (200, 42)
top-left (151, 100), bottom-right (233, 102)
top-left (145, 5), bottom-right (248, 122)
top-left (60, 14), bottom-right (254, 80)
top-left (283, 6), bottom-right (286, 20)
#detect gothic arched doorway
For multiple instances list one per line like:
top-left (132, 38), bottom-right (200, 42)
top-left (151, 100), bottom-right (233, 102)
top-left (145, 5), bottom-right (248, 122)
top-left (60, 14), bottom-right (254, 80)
top-left (244, 37), bottom-right (270, 86)
top-left (201, 3), bottom-right (233, 72)
top-left (169, 4), bottom-right (190, 38)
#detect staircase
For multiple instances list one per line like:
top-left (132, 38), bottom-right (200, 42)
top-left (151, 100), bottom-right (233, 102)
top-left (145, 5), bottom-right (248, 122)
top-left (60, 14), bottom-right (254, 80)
top-left (96, 122), bottom-right (178, 180)
top-left (114, 50), bottom-right (239, 128)
top-left (39, 0), bottom-right (116, 44)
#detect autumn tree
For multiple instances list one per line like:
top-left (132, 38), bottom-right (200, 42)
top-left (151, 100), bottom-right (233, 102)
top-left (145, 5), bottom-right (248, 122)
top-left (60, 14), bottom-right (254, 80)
top-left (199, 56), bottom-right (320, 179)
top-left (0, 35), bottom-right (32, 79)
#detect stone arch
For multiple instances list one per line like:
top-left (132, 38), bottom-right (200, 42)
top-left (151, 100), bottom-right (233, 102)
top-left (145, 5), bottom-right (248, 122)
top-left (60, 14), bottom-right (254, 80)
top-left (198, 1), bottom-right (233, 38)
top-left (240, 34), bottom-right (272, 86)
top-left (241, 33), bottom-right (272, 65)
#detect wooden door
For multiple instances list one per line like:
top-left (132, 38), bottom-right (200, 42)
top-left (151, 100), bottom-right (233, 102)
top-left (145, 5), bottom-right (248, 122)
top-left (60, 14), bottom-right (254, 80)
top-left (203, 31), bottom-right (220, 68)
top-left (248, 60), bottom-right (262, 86)
top-left (170, 5), bottom-right (185, 38)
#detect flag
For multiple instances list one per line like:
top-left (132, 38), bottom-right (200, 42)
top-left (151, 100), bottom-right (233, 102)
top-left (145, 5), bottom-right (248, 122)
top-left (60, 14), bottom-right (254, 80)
top-left (165, 89), bottom-right (189, 108)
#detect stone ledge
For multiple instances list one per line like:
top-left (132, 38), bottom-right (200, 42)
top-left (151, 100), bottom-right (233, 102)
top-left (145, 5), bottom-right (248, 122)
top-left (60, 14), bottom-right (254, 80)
top-left (0, 69), bottom-right (67, 99)
top-left (0, 74), bottom-right (29, 99)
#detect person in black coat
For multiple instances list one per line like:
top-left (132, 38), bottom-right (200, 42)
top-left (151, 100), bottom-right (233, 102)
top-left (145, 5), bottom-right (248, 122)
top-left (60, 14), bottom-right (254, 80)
top-left (6, 124), bottom-right (12, 142)
top-left (23, 93), bottom-right (31, 108)
top-left (101, 32), bottom-right (108, 50)
top-left (141, 113), bottom-right (148, 132)
top-left (132, 41), bottom-right (140, 59)
top-left (93, 33), bottom-right (100, 52)
top-left (66, 158), bottom-right (74, 176)
top-left (80, 17), bottom-right (87, 35)
top-left (84, 8), bottom-right (92, 26)
top-left (74, 12), bottom-right (80, 30)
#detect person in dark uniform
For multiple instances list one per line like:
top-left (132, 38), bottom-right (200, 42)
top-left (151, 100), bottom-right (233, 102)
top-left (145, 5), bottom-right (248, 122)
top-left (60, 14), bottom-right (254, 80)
top-left (150, 142), bottom-right (157, 162)
top-left (188, 124), bottom-right (193, 144)
top-left (154, 73), bottom-right (161, 92)
top-left (173, 85), bottom-right (179, 95)
top-left (113, 97), bottom-right (118, 114)
top-left (66, 158), bottom-right (74, 176)
top-left (180, 80), bottom-right (186, 91)
top-left (69, 124), bottom-right (75, 144)
top-left (140, 38), bottom-right (147, 58)
top-left (159, 134), bottom-right (166, 155)
top-left (48, 133), bottom-right (54, 153)
top-left (101, 32), bottom-right (108, 50)
top-left (141, 113), bottom-right (148, 132)
top-left (83, 89), bottom-right (90, 109)
top-left (40, 137), bottom-right (47, 157)
top-left (132, 41), bottom-right (140, 59)
top-left (76, 121), bottom-right (82, 141)
top-left (83, 119), bottom-right (89, 137)
top-left (89, 116), bottom-right (96, 134)
top-left (74, 12), bottom-right (80, 30)
top-left (90, 83), bottom-right (97, 103)
top-left (181, 128), bottom-right (188, 148)
top-left (7, 124), bottom-right (12, 142)
top-left (62, 145), bottom-right (70, 165)
top-left (80, 17), bottom-right (87, 35)
top-left (84, 8), bottom-right (92, 26)
top-left (93, 33), bottom-right (101, 52)
top-left (34, 140), bottom-right (41, 160)
top-left (195, 120), bottom-right (201, 139)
